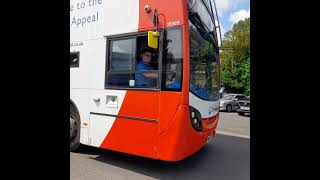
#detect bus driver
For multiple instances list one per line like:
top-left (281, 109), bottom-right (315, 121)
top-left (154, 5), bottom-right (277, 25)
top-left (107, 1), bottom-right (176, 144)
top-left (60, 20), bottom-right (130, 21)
top-left (135, 48), bottom-right (158, 87)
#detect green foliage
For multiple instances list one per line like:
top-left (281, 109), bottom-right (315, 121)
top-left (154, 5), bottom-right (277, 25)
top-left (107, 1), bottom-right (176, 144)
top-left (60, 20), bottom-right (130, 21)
top-left (220, 18), bottom-right (250, 95)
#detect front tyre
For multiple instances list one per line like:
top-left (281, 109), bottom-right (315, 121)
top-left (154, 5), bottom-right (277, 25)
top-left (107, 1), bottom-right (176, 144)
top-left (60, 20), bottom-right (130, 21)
top-left (226, 104), bottom-right (232, 112)
top-left (70, 104), bottom-right (81, 151)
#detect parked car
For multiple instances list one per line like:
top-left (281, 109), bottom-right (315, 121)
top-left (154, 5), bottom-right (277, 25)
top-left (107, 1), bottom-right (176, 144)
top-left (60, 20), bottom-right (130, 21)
top-left (236, 97), bottom-right (250, 115)
top-left (220, 94), bottom-right (247, 112)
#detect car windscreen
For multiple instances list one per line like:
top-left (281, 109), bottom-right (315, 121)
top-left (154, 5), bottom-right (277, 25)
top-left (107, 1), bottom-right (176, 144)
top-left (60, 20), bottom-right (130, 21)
top-left (239, 97), bottom-right (250, 101)
top-left (221, 95), bottom-right (234, 100)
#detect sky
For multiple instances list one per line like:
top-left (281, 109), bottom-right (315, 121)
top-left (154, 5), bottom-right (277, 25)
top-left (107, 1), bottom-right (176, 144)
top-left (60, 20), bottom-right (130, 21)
top-left (213, 0), bottom-right (250, 44)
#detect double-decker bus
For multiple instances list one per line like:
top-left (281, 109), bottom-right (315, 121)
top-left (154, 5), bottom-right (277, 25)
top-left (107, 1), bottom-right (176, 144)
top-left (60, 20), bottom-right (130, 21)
top-left (70, 0), bottom-right (222, 161)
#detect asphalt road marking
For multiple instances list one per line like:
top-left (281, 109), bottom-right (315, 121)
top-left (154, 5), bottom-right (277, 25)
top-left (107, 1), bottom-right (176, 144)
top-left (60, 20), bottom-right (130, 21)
top-left (216, 130), bottom-right (250, 139)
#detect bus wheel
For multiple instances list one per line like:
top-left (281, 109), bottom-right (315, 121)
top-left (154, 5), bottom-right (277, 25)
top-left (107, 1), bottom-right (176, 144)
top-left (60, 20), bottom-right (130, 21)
top-left (70, 105), bottom-right (80, 151)
top-left (226, 105), bottom-right (232, 112)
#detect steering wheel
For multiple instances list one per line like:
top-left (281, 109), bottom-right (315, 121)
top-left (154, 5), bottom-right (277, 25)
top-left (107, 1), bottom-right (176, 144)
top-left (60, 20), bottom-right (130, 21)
top-left (167, 72), bottom-right (176, 81)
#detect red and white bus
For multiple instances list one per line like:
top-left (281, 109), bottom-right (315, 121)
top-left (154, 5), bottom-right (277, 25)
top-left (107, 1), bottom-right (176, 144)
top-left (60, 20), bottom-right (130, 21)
top-left (70, 0), bottom-right (222, 161)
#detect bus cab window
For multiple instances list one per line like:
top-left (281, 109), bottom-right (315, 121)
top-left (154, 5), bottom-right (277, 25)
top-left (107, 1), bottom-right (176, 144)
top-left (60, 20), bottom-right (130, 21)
top-left (161, 28), bottom-right (183, 91)
top-left (105, 34), bottom-right (159, 89)
top-left (135, 47), bottom-right (158, 87)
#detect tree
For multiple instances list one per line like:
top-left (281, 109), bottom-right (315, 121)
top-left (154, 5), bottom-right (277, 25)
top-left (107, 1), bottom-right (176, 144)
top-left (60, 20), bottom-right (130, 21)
top-left (220, 18), bottom-right (250, 95)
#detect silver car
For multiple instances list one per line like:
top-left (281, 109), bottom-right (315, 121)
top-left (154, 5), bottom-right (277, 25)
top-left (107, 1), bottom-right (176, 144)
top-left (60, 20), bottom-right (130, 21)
top-left (236, 97), bottom-right (250, 116)
top-left (220, 94), bottom-right (247, 112)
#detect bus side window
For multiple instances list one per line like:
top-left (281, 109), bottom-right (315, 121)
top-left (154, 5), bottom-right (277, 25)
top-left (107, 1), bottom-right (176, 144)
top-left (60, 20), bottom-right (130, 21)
top-left (70, 52), bottom-right (80, 67)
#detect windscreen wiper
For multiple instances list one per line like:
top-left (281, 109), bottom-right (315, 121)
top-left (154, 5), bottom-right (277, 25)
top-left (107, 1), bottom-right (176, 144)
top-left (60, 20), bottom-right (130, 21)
top-left (201, 0), bottom-right (215, 24)
top-left (188, 8), bottom-right (219, 52)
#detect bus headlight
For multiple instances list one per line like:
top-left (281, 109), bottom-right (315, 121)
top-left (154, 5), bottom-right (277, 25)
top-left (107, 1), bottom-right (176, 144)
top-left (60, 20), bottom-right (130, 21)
top-left (189, 106), bottom-right (202, 132)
